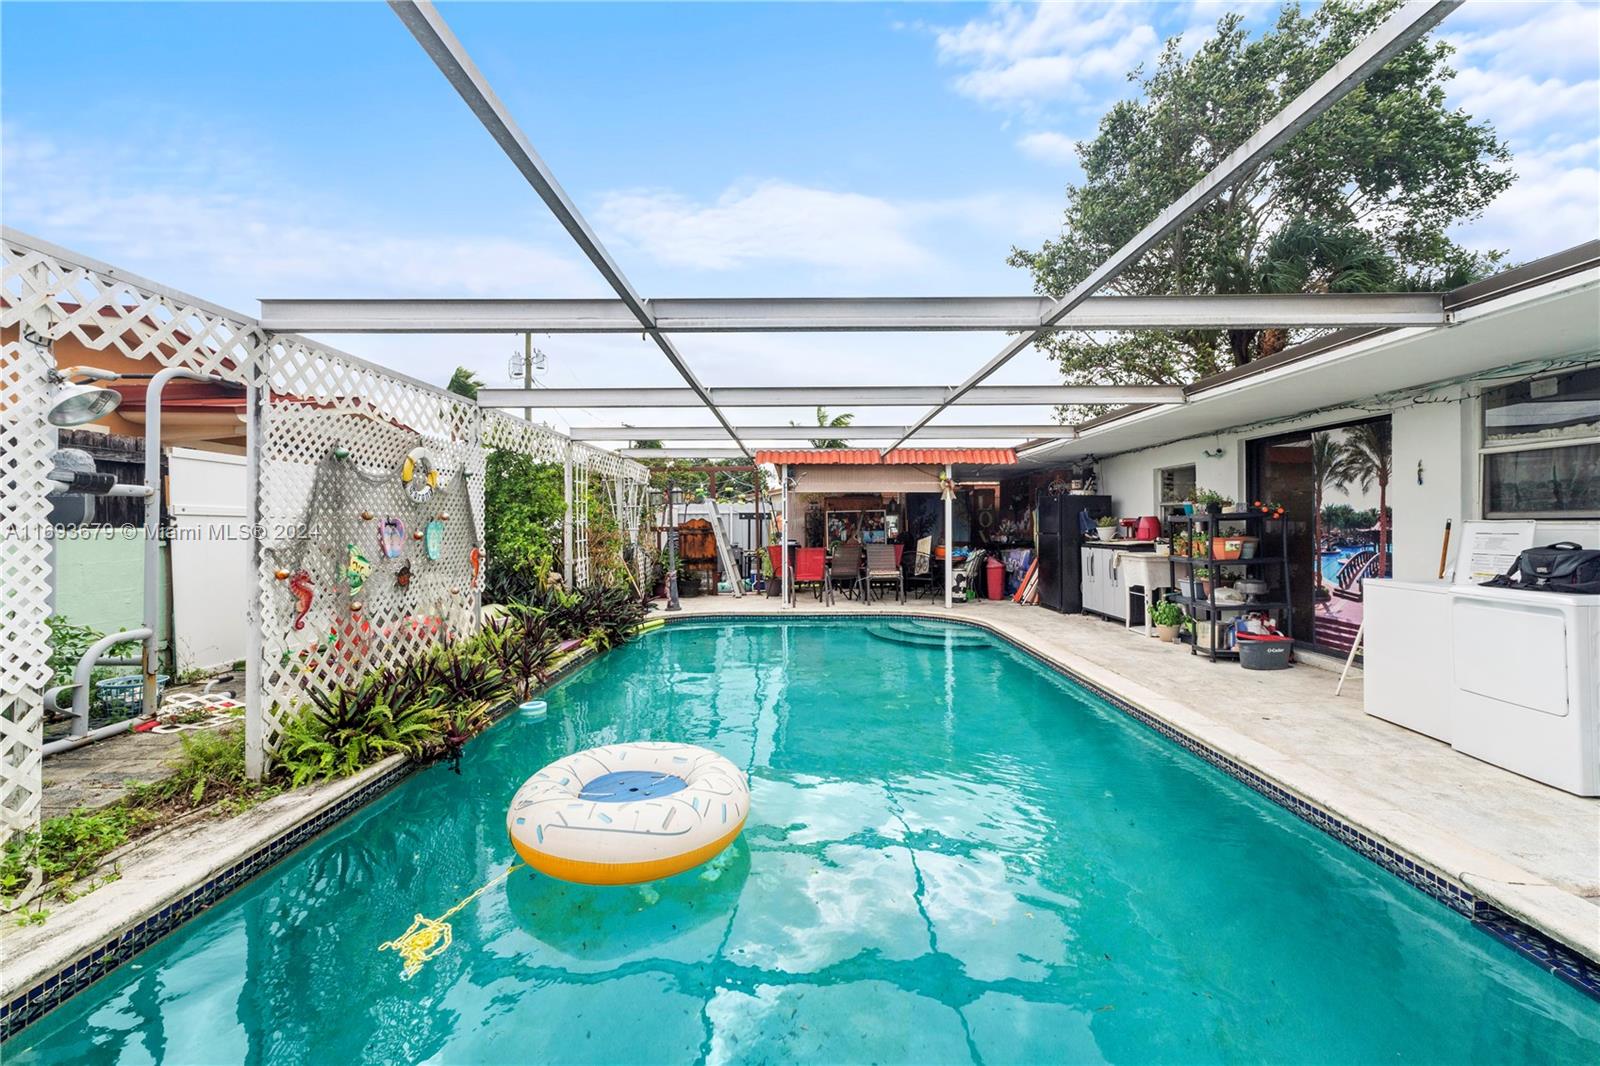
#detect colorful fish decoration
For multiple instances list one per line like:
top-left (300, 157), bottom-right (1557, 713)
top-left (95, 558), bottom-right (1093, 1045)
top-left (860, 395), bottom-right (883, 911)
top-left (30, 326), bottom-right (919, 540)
top-left (347, 544), bottom-right (373, 592)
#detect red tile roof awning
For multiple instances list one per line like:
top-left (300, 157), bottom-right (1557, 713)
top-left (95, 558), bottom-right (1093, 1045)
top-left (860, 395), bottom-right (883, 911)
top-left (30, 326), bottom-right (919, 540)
top-left (755, 448), bottom-right (1016, 466)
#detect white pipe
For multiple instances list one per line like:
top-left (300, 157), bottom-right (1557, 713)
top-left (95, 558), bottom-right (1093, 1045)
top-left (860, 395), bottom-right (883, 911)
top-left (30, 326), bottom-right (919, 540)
top-left (243, 372), bottom-right (266, 780)
top-left (562, 444), bottom-right (574, 587)
top-left (144, 367), bottom-right (210, 715)
top-left (782, 464), bottom-right (791, 607)
top-left (64, 628), bottom-right (153, 740)
top-left (944, 464), bottom-right (953, 610)
top-left (43, 717), bottom-right (139, 757)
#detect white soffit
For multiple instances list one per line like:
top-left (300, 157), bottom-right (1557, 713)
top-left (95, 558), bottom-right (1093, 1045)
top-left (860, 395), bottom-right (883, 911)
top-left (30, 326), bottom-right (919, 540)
top-left (1028, 268), bottom-right (1600, 463)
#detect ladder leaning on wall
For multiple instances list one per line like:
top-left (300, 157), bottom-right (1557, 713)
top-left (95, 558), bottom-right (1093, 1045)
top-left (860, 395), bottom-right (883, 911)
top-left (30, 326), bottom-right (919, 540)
top-left (706, 499), bottom-right (745, 598)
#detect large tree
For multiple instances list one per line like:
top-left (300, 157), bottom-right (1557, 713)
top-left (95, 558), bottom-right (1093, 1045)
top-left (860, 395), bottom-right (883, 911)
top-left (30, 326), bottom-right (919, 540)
top-left (1337, 422), bottom-right (1394, 579)
top-left (1011, 0), bottom-right (1513, 407)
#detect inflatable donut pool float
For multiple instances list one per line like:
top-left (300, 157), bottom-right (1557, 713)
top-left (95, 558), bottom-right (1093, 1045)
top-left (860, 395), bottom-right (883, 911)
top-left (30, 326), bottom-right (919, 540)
top-left (507, 742), bottom-right (749, 885)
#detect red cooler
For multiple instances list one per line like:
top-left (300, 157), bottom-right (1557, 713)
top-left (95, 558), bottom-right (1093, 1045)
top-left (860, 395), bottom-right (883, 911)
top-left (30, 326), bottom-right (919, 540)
top-left (985, 557), bottom-right (1005, 600)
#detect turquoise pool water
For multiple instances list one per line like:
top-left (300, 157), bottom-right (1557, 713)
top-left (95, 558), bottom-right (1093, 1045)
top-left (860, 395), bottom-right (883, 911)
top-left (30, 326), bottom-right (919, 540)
top-left (9, 618), bottom-right (1599, 1064)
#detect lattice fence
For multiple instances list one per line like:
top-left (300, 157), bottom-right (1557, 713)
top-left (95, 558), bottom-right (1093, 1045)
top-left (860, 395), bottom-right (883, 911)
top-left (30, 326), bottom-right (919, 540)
top-left (254, 337), bottom-right (485, 754)
top-left (2, 231), bottom-right (649, 815)
top-left (1, 233), bottom-right (260, 840)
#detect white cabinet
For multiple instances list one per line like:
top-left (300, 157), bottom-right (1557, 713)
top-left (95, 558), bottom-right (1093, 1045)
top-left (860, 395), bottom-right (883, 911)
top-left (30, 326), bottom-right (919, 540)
top-left (1080, 547), bottom-right (1124, 620)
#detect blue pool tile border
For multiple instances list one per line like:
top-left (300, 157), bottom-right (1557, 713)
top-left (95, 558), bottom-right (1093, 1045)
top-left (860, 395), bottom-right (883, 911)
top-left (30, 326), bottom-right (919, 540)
top-left (0, 760), bottom-right (414, 1040)
top-left (0, 644), bottom-right (605, 1042)
top-left (4, 611), bottom-right (1594, 1041)
top-left (674, 611), bottom-right (1600, 1001)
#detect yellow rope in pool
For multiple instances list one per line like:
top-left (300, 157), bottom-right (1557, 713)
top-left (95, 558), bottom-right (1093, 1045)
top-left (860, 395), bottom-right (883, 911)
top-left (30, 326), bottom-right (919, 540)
top-left (379, 861), bottom-right (527, 979)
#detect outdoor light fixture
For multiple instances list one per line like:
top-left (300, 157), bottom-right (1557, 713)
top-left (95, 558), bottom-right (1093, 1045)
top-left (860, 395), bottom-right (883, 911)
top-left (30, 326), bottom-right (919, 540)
top-left (46, 367), bottom-right (122, 427)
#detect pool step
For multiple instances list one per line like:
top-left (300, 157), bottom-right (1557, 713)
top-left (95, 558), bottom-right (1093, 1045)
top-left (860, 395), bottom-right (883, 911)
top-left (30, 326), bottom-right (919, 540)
top-left (867, 622), bottom-right (992, 650)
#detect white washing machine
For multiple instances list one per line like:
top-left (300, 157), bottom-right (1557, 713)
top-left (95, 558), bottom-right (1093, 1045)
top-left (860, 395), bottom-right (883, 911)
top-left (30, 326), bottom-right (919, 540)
top-left (1447, 585), bottom-right (1600, 796)
top-left (1362, 580), bottom-right (1455, 742)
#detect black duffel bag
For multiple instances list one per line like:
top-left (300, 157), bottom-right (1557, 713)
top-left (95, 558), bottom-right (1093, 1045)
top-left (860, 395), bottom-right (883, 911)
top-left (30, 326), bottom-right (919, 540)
top-left (1481, 541), bottom-right (1600, 594)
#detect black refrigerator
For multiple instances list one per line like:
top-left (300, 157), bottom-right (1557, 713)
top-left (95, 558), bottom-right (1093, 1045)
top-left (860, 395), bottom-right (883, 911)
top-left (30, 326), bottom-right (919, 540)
top-left (1036, 492), bottom-right (1112, 613)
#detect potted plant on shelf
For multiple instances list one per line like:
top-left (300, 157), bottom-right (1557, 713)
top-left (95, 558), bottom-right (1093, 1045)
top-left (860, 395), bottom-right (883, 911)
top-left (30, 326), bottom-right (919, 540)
top-left (1151, 599), bottom-right (1186, 642)
top-left (1194, 565), bottom-right (1215, 599)
top-left (1095, 515), bottom-right (1118, 539)
top-left (1191, 487), bottom-right (1233, 516)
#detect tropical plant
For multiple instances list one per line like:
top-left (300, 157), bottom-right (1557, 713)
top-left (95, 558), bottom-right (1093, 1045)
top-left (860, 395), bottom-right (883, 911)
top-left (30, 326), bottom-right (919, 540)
top-left (482, 612), bottom-right (561, 699)
top-left (445, 366), bottom-right (485, 399)
top-left (796, 406), bottom-right (855, 449)
top-left (275, 682), bottom-right (442, 786)
top-left (481, 448), bottom-right (565, 602)
top-left (427, 640), bottom-right (506, 705)
top-left (1010, 0), bottom-right (1512, 410)
top-left (1190, 487), bottom-right (1233, 510)
top-left (1336, 421), bottom-right (1394, 577)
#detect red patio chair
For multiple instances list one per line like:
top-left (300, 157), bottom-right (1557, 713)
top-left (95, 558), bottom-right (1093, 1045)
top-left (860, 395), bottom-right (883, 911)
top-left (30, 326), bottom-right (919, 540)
top-left (792, 547), bottom-right (827, 602)
top-left (766, 544), bottom-right (787, 598)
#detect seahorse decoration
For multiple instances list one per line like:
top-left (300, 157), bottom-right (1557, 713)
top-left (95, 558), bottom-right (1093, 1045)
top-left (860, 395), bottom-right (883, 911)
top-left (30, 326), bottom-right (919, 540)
top-left (288, 570), bottom-right (315, 630)
top-left (469, 546), bottom-right (481, 587)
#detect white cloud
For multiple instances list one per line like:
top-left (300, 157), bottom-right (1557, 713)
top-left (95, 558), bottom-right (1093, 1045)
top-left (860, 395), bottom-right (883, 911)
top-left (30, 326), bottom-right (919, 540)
top-left (1015, 130), bottom-right (1078, 166)
top-left (0, 123), bottom-right (598, 305)
top-left (1447, 67), bottom-right (1600, 136)
top-left (1458, 137), bottom-right (1600, 259)
top-left (933, 2), bottom-right (1159, 110)
top-left (594, 181), bottom-right (1059, 280)
top-left (1448, 1), bottom-right (1600, 81)
top-left (595, 181), bottom-right (932, 275)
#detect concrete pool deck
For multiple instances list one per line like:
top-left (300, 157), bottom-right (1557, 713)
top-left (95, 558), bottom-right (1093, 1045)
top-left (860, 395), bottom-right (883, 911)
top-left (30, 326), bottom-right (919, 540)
top-left (669, 594), bottom-right (1600, 964)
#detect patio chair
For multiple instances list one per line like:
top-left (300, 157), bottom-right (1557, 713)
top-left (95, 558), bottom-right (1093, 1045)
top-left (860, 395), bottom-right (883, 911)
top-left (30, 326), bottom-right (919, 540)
top-left (826, 542), bottom-right (864, 605)
top-left (766, 544), bottom-right (787, 598)
top-left (792, 548), bottom-right (827, 602)
top-left (904, 536), bottom-right (935, 599)
top-left (864, 543), bottom-right (904, 604)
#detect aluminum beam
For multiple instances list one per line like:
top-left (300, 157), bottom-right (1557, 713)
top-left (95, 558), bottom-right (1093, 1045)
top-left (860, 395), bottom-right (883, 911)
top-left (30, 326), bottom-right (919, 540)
top-left (621, 448), bottom-right (748, 460)
top-left (888, 0), bottom-right (1462, 452)
top-left (388, 1), bottom-right (748, 457)
top-left (569, 425), bottom-right (1077, 442)
top-left (258, 293), bottom-right (1445, 333)
top-left (479, 385), bottom-right (1187, 408)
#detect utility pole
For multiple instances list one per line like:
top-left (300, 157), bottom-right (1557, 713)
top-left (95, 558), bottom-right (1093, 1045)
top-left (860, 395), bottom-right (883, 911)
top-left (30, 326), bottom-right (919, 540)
top-left (522, 332), bottom-right (533, 422)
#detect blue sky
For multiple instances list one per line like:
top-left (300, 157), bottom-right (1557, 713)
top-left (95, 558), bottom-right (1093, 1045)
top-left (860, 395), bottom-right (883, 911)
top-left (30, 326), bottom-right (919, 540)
top-left (3, 2), bottom-right (1597, 437)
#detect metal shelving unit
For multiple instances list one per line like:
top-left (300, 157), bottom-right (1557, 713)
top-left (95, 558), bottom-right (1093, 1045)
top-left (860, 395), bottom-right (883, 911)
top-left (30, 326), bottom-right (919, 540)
top-left (1166, 511), bottom-right (1293, 662)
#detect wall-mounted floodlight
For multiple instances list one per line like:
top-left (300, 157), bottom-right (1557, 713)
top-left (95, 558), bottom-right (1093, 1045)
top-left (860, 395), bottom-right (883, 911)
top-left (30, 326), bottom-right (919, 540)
top-left (47, 367), bottom-right (122, 427)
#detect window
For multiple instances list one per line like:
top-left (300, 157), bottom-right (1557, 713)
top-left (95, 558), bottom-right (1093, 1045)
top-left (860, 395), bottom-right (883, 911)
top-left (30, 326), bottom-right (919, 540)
top-left (1157, 464), bottom-right (1196, 518)
top-left (1480, 366), bottom-right (1600, 518)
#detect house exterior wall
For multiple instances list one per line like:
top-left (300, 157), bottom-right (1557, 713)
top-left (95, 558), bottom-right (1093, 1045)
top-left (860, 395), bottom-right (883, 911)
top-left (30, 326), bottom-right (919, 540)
top-left (1092, 369), bottom-right (1597, 584)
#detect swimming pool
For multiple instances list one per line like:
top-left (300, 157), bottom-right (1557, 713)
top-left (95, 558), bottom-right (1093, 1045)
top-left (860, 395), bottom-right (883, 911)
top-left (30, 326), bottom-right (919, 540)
top-left (8, 618), bottom-right (1598, 1063)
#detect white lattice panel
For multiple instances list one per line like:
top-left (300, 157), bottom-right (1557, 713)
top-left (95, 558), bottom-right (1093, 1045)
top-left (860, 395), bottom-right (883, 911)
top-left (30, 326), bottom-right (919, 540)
top-left (2, 233), bottom-right (262, 839)
top-left (256, 339), bottom-right (484, 753)
top-left (0, 338), bottom-right (53, 841)
top-left (5, 230), bottom-right (644, 790)
top-left (2, 241), bottom-right (258, 383)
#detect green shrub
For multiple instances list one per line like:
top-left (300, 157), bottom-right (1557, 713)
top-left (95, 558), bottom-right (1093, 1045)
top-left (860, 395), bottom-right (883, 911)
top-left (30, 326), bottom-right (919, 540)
top-left (0, 806), bottom-right (149, 903)
top-left (274, 685), bottom-right (443, 787)
top-left (127, 729), bottom-right (280, 811)
top-left (1151, 599), bottom-right (1186, 628)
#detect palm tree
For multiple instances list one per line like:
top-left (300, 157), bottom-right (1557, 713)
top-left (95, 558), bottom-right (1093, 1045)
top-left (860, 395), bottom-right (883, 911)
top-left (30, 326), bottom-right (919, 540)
top-left (1309, 431), bottom-right (1353, 592)
top-left (797, 406), bottom-right (854, 449)
top-left (1231, 219), bottom-right (1399, 363)
top-left (1337, 421), bottom-right (1394, 578)
top-left (445, 367), bottom-right (485, 399)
